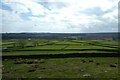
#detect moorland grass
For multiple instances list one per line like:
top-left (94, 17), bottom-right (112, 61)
top-left (2, 57), bottom-right (118, 78)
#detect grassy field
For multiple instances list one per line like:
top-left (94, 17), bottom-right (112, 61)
top-left (2, 57), bottom-right (118, 78)
top-left (1, 39), bottom-right (119, 78)
top-left (2, 40), bottom-right (119, 55)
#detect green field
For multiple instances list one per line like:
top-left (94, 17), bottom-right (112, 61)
top-left (1, 39), bottom-right (119, 78)
top-left (2, 57), bottom-right (119, 78)
top-left (2, 40), bottom-right (119, 56)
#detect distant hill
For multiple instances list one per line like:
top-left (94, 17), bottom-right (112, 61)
top-left (2, 32), bottom-right (119, 40)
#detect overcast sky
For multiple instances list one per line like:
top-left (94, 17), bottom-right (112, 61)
top-left (0, 0), bottom-right (119, 33)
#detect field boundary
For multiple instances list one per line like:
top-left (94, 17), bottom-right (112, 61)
top-left (2, 53), bottom-right (119, 59)
top-left (3, 48), bottom-right (119, 52)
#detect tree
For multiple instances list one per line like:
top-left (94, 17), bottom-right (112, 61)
top-left (18, 39), bottom-right (26, 48)
top-left (32, 40), bottom-right (39, 47)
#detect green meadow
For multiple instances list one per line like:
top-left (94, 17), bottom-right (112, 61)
top-left (1, 39), bottom-right (119, 78)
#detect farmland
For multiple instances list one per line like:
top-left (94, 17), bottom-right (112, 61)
top-left (1, 33), bottom-right (119, 79)
top-left (2, 58), bottom-right (119, 78)
top-left (2, 40), bottom-right (119, 56)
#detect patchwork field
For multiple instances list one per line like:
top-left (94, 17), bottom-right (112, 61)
top-left (2, 40), bottom-right (119, 56)
top-left (1, 39), bottom-right (119, 79)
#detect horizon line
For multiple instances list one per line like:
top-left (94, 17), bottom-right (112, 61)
top-left (1, 32), bottom-right (119, 34)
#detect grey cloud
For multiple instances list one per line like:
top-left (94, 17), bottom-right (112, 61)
top-left (38, 2), bottom-right (69, 10)
top-left (80, 6), bottom-right (117, 17)
top-left (83, 7), bottom-right (104, 16)
top-left (81, 20), bottom-right (118, 33)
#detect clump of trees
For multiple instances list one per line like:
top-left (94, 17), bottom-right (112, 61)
top-left (17, 39), bottom-right (26, 48)
top-left (12, 39), bottom-right (40, 49)
top-left (32, 40), bottom-right (39, 47)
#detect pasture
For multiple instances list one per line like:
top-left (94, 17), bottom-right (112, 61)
top-left (1, 39), bottom-right (119, 78)
top-left (2, 57), bottom-right (118, 78)
top-left (2, 39), bottom-right (119, 56)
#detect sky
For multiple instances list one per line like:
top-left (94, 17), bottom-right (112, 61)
top-left (0, 0), bottom-right (119, 33)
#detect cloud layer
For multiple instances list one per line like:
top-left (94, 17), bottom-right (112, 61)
top-left (0, 0), bottom-right (119, 33)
